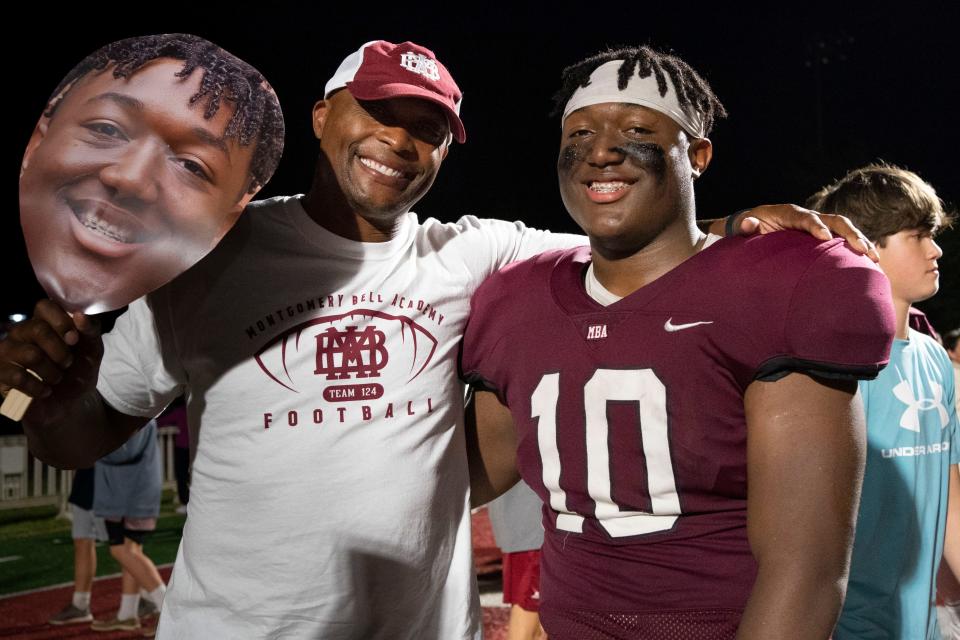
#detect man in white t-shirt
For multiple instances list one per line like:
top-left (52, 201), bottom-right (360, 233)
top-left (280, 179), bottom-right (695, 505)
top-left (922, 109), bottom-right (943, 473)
top-left (1, 39), bottom-right (875, 639)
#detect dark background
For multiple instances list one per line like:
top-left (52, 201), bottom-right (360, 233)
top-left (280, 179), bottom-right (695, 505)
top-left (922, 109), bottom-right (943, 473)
top-left (2, 3), bottom-right (957, 331)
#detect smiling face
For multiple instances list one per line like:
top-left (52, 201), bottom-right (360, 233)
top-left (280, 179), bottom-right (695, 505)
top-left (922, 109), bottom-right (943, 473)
top-left (19, 58), bottom-right (258, 313)
top-left (313, 90), bottom-right (449, 227)
top-left (557, 102), bottom-right (710, 256)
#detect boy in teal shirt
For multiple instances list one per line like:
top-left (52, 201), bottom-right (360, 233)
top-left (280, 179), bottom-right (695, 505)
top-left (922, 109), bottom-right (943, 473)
top-left (809, 163), bottom-right (960, 639)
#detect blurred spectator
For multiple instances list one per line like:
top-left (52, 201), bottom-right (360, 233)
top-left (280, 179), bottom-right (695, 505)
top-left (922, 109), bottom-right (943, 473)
top-left (938, 327), bottom-right (960, 638)
top-left (90, 419), bottom-right (165, 634)
top-left (47, 467), bottom-right (105, 626)
top-left (944, 328), bottom-right (960, 405)
top-left (487, 482), bottom-right (546, 640)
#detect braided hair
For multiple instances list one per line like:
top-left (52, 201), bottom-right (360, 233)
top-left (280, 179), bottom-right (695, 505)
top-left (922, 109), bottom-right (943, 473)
top-left (45, 33), bottom-right (284, 192)
top-left (552, 46), bottom-right (727, 136)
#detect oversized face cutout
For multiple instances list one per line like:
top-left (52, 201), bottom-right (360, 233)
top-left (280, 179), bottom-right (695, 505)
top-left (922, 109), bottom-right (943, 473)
top-left (19, 46), bottom-right (277, 313)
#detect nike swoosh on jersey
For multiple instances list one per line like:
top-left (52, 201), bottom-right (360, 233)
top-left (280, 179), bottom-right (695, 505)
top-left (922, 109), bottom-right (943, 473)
top-left (664, 318), bottom-right (714, 332)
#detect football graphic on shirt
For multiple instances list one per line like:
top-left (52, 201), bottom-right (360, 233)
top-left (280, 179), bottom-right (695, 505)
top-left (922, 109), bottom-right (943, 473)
top-left (254, 309), bottom-right (438, 399)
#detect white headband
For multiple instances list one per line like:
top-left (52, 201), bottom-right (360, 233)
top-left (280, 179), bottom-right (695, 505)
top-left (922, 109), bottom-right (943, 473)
top-left (562, 60), bottom-right (706, 138)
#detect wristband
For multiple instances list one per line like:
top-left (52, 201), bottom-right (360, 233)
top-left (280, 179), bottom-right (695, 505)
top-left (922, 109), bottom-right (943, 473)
top-left (724, 209), bottom-right (751, 237)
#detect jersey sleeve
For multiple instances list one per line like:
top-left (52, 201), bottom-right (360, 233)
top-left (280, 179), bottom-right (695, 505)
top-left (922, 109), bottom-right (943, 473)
top-left (755, 241), bottom-right (896, 381)
top-left (459, 268), bottom-right (513, 402)
top-left (97, 291), bottom-right (186, 418)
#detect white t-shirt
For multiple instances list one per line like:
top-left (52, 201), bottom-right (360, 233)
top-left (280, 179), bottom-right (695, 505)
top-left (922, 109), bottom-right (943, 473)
top-left (98, 195), bottom-right (583, 639)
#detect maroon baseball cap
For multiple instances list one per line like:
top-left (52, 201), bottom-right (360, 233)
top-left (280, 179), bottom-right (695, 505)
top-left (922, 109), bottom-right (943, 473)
top-left (324, 40), bottom-right (466, 143)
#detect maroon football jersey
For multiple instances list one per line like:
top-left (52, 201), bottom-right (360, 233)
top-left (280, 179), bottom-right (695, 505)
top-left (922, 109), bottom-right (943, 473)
top-left (460, 232), bottom-right (895, 639)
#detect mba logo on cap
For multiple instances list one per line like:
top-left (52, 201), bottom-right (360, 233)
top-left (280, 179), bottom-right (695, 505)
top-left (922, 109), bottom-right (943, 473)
top-left (400, 52), bottom-right (440, 81)
top-left (324, 39), bottom-right (467, 143)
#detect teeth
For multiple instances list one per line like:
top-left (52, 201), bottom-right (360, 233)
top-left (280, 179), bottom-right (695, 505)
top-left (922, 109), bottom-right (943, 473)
top-left (360, 157), bottom-right (404, 178)
top-left (76, 208), bottom-right (134, 243)
top-left (589, 181), bottom-right (627, 193)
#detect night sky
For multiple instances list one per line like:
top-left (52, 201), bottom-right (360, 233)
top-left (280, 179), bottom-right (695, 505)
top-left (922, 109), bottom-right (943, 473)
top-left (2, 4), bottom-right (957, 331)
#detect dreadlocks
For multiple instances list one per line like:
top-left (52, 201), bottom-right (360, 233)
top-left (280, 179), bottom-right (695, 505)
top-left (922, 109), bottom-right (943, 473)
top-left (45, 33), bottom-right (284, 192)
top-left (552, 46), bottom-right (727, 137)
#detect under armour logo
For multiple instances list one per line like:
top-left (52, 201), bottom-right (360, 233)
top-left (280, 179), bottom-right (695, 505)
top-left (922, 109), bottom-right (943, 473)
top-left (891, 377), bottom-right (950, 432)
top-left (314, 325), bottom-right (389, 380)
top-left (399, 52), bottom-right (440, 80)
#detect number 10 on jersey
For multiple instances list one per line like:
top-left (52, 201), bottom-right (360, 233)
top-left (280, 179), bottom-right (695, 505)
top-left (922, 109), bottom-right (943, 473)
top-left (531, 368), bottom-right (681, 538)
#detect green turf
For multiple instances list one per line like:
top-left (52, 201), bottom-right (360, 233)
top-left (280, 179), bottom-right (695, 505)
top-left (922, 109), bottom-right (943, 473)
top-left (0, 494), bottom-right (185, 596)
top-left (0, 505), bottom-right (59, 527)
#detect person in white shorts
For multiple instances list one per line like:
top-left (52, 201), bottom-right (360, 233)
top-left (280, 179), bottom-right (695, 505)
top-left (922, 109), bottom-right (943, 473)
top-left (48, 467), bottom-right (106, 626)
